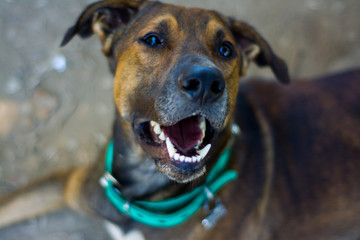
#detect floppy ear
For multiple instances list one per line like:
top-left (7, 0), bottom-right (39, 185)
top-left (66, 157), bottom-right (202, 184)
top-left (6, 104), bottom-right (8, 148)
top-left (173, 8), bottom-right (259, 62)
top-left (230, 19), bottom-right (290, 84)
top-left (60, 0), bottom-right (145, 55)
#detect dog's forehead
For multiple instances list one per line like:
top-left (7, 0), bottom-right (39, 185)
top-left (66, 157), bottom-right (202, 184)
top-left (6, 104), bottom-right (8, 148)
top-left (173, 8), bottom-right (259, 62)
top-left (137, 2), bottom-right (231, 37)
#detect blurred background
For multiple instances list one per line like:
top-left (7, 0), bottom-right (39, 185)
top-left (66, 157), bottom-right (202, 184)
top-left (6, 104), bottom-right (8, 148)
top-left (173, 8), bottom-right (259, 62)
top-left (0, 0), bottom-right (359, 239)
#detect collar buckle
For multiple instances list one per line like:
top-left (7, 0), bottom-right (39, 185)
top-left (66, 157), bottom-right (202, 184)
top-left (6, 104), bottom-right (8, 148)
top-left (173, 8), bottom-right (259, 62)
top-left (202, 197), bottom-right (227, 229)
top-left (99, 172), bottom-right (121, 188)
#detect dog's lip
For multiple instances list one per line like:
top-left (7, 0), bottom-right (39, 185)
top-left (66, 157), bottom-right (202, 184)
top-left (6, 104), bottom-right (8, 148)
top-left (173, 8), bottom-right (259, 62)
top-left (134, 115), bottom-right (216, 181)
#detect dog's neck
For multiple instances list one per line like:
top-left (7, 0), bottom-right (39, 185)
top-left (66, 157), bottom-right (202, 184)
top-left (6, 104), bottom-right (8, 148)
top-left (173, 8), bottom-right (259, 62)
top-left (110, 114), bottom-right (171, 199)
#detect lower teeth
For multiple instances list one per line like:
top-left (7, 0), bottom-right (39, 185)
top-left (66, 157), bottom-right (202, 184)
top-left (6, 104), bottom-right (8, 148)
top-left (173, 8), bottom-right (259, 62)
top-left (165, 137), bottom-right (211, 163)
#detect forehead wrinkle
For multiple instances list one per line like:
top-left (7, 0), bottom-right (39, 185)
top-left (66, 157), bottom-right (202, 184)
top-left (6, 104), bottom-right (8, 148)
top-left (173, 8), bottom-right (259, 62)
top-left (215, 29), bottom-right (225, 42)
top-left (168, 10), bottom-right (210, 55)
top-left (206, 20), bottom-right (233, 41)
top-left (138, 14), bottom-right (179, 36)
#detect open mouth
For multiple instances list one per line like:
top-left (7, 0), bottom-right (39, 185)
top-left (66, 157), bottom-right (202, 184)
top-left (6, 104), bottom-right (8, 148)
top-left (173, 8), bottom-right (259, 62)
top-left (135, 115), bottom-right (216, 180)
top-left (152, 115), bottom-right (213, 162)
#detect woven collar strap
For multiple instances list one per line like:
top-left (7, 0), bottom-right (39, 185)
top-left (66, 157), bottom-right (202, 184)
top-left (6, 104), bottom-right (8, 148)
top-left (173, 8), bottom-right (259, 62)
top-left (100, 125), bottom-right (239, 228)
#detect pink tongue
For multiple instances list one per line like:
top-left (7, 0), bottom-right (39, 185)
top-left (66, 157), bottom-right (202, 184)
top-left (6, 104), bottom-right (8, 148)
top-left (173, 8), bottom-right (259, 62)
top-left (163, 116), bottom-right (203, 152)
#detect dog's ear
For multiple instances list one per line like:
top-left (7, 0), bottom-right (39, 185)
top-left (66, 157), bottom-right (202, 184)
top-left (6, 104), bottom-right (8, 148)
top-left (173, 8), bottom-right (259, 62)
top-left (230, 19), bottom-right (290, 84)
top-left (60, 0), bottom-right (145, 54)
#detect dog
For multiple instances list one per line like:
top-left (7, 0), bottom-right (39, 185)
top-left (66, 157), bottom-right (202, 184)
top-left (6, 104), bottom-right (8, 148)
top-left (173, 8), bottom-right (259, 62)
top-left (1, 0), bottom-right (360, 239)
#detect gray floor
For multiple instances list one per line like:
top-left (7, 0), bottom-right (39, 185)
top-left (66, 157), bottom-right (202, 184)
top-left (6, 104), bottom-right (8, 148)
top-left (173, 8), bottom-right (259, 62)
top-left (0, 0), bottom-right (359, 239)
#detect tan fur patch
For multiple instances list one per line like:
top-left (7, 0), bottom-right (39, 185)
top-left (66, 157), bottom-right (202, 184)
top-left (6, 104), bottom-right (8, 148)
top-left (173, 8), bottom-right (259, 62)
top-left (65, 167), bottom-right (93, 213)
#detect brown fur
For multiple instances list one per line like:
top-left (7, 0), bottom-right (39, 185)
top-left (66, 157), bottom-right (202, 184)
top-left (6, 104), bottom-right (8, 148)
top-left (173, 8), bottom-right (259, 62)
top-left (1, 0), bottom-right (359, 239)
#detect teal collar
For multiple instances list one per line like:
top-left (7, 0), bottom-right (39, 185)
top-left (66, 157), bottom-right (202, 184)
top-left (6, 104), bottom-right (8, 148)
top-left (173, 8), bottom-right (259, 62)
top-left (100, 125), bottom-right (239, 228)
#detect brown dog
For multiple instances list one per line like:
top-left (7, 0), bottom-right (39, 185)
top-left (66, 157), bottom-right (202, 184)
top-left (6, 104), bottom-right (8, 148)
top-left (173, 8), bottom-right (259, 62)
top-left (1, 0), bottom-right (360, 239)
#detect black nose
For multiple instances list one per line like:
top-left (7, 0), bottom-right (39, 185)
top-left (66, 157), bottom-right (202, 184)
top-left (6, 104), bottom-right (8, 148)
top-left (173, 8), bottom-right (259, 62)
top-left (178, 65), bottom-right (225, 104)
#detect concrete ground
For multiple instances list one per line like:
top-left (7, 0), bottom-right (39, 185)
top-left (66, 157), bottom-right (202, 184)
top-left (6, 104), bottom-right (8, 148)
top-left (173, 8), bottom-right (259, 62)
top-left (0, 0), bottom-right (359, 239)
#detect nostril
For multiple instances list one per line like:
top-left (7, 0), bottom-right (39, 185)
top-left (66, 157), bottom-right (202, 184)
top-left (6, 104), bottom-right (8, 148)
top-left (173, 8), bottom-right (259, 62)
top-left (182, 78), bottom-right (201, 92)
top-left (211, 80), bottom-right (224, 95)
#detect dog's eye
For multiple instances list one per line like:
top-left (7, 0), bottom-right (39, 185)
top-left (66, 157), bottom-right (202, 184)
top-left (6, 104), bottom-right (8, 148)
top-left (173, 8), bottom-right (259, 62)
top-left (142, 33), bottom-right (162, 47)
top-left (218, 42), bottom-right (233, 58)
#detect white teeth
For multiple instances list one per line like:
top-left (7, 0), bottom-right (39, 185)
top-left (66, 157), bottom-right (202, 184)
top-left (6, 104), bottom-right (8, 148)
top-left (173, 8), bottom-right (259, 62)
top-left (165, 135), bottom-right (208, 163)
top-left (153, 123), bottom-right (161, 135)
top-left (166, 137), bottom-right (176, 158)
top-left (158, 131), bottom-right (165, 141)
top-left (150, 121), bottom-right (156, 127)
top-left (198, 117), bottom-right (206, 146)
top-left (151, 117), bottom-right (207, 146)
top-left (151, 119), bottom-right (210, 164)
top-left (200, 120), bottom-right (206, 128)
top-left (151, 120), bottom-right (166, 141)
top-left (170, 154), bottom-right (202, 163)
top-left (197, 144), bottom-right (211, 159)
top-left (200, 117), bottom-right (206, 131)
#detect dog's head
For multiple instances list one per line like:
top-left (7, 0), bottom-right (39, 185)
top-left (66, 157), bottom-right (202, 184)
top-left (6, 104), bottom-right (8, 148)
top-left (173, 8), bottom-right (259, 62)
top-left (62, 0), bottom-right (289, 183)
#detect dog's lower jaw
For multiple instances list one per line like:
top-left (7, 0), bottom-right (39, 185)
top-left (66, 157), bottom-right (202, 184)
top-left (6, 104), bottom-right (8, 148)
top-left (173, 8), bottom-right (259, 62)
top-left (155, 159), bottom-right (207, 183)
top-left (133, 115), bottom-right (234, 184)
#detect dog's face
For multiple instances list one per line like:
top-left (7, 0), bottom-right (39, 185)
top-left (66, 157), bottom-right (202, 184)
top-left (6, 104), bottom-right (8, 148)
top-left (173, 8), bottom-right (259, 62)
top-left (61, 0), bottom-right (289, 183)
top-left (113, 4), bottom-right (242, 183)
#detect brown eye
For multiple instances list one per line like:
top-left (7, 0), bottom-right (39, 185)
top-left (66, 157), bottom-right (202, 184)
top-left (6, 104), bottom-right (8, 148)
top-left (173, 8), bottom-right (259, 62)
top-left (142, 33), bottom-right (162, 47)
top-left (218, 41), bottom-right (233, 58)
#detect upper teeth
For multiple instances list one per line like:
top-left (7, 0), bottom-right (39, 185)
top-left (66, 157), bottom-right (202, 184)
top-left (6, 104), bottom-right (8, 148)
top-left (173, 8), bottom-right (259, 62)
top-left (150, 119), bottom-right (211, 163)
top-left (151, 118), bottom-right (205, 147)
top-left (200, 116), bottom-right (206, 136)
top-left (158, 131), bottom-right (165, 141)
top-left (151, 121), bottom-right (161, 134)
top-left (199, 116), bottom-right (206, 145)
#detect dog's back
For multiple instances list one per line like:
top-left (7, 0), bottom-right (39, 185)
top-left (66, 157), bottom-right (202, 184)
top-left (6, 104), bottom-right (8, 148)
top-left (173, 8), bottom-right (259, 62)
top-left (233, 69), bottom-right (360, 239)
